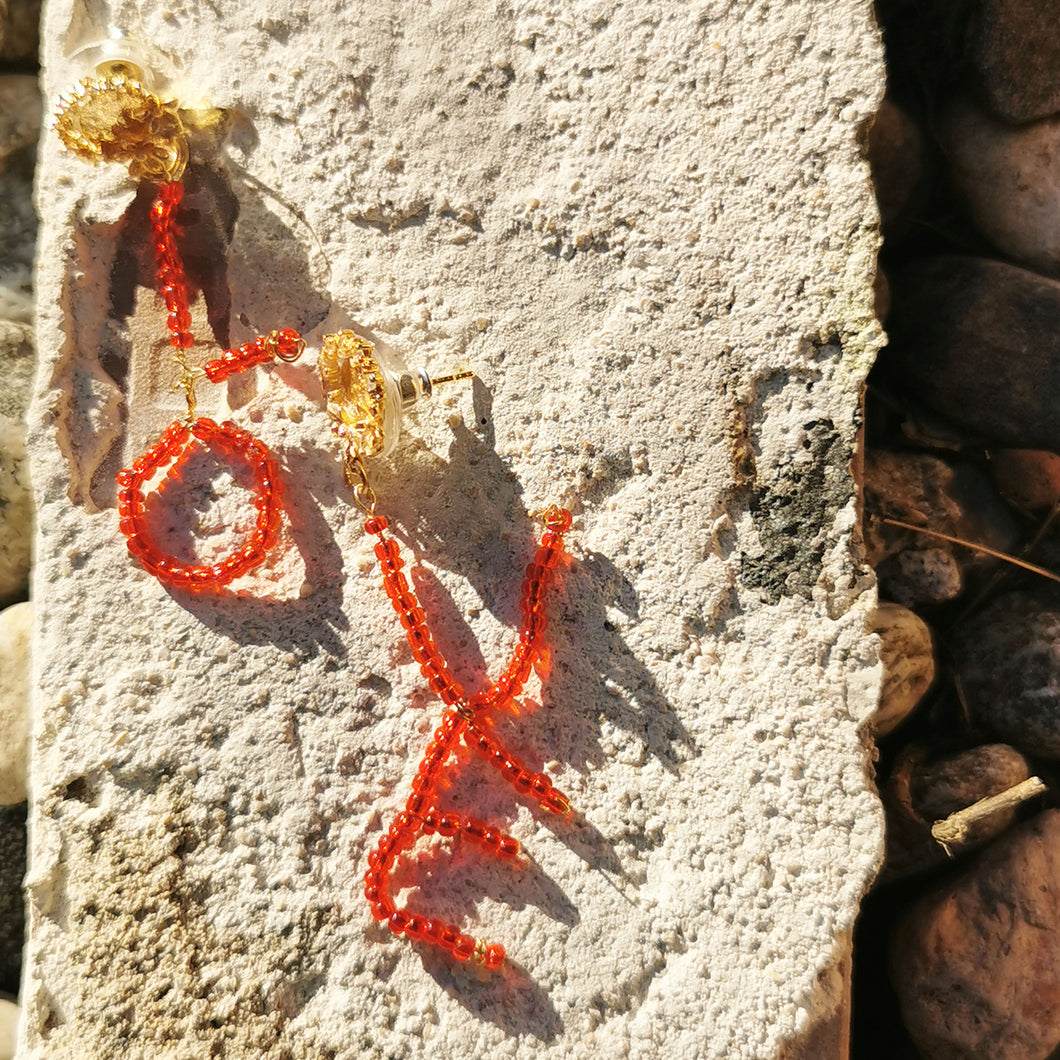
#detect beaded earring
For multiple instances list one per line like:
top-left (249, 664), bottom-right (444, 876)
top-left (318, 330), bottom-right (575, 971)
top-left (54, 68), bottom-right (307, 592)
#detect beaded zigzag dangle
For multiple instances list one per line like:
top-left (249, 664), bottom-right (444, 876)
top-left (361, 506), bottom-right (574, 970)
top-left (55, 73), bottom-right (307, 592)
top-left (317, 332), bottom-right (575, 971)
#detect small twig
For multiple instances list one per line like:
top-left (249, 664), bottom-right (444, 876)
top-left (951, 669), bottom-right (972, 730)
top-left (931, 776), bottom-right (1048, 856)
top-left (880, 517), bottom-right (1060, 584)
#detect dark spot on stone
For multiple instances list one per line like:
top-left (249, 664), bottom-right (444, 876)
top-left (63, 775), bottom-right (94, 803)
top-left (743, 419), bottom-right (849, 603)
top-left (0, 801), bottom-right (27, 994)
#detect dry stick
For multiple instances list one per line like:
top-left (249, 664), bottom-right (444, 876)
top-left (879, 517), bottom-right (1060, 584)
top-left (950, 669), bottom-right (973, 731)
top-left (931, 776), bottom-right (1048, 856)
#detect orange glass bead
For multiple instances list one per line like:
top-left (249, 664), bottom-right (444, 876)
top-left (394, 590), bottom-right (418, 613)
top-left (274, 328), bottom-right (303, 358)
top-left (484, 943), bottom-right (505, 970)
top-left (371, 897), bottom-right (396, 921)
top-left (375, 539), bottom-right (401, 565)
top-left (438, 683), bottom-right (464, 705)
top-left (405, 914), bottom-right (428, 941)
top-left (462, 817), bottom-right (486, 841)
top-left (367, 849), bottom-right (391, 871)
top-left (388, 910), bottom-right (410, 936)
top-left (543, 506), bottom-right (572, 532)
top-left (452, 935), bottom-right (476, 962)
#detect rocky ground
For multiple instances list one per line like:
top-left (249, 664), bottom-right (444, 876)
top-left (855, 2), bottom-right (1060, 1058)
top-left (8, 0), bottom-right (1060, 1057)
top-left (0, 2), bottom-right (39, 1058)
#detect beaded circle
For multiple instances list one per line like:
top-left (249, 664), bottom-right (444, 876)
top-left (116, 417), bottom-right (283, 591)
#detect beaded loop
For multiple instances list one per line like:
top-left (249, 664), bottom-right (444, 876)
top-left (363, 510), bottom-right (574, 970)
top-left (116, 419), bottom-right (283, 591)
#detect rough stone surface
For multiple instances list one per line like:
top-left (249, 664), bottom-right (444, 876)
top-left (939, 97), bottom-right (1060, 277)
top-left (26, 2), bottom-right (885, 1057)
top-left (892, 809), bottom-right (1060, 1060)
top-left (0, 998), bottom-right (17, 1060)
top-left (887, 256), bottom-right (1060, 451)
top-left (0, 601), bottom-right (30, 806)
top-left (870, 602), bottom-right (934, 736)
top-left (952, 591), bottom-right (1060, 758)
top-left (0, 322), bottom-right (33, 605)
top-left (971, 0), bottom-right (1060, 123)
top-left (0, 802), bottom-right (25, 997)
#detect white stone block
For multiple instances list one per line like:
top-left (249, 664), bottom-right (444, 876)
top-left (25, 1), bottom-right (885, 1056)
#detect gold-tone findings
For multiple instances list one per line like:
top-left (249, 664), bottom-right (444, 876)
top-left (343, 451), bottom-right (379, 515)
top-left (54, 74), bottom-right (188, 182)
top-left (265, 328), bottom-right (306, 362)
top-left (318, 330), bottom-right (390, 459)
top-left (318, 329), bottom-right (474, 467)
top-left (174, 360), bottom-right (204, 424)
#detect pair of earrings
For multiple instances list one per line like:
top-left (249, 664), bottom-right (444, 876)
top-left (55, 63), bottom-right (576, 972)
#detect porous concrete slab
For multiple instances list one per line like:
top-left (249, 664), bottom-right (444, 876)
top-left (25, 1), bottom-right (885, 1057)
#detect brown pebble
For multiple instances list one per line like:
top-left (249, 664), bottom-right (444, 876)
top-left (871, 603), bottom-right (934, 735)
top-left (990, 448), bottom-right (1060, 510)
top-left (892, 810), bottom-right (1060, 1060)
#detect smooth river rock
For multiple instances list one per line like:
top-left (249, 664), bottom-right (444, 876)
top-left (952, 591), bottom-right (1060, 758)
top-left (970, 0), bottom-right (1060, 123)
top-left (888, 256), bottom-right (1060, 452)
top-left (863, 450), bottom-right (1019, 606)
top-left (871, 602), bottom-right (934, 735)
top-left (939, 97), bottom-right (1060, 277)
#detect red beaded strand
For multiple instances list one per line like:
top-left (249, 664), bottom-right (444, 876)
top-left (202, 328), bottom-right (305, 383)
top-left (362, 506), bottom-right (573, 971)
top-left (151, 180), bottom-right (194, 351)
top-left (116, 179), bottom-right (302, 590)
